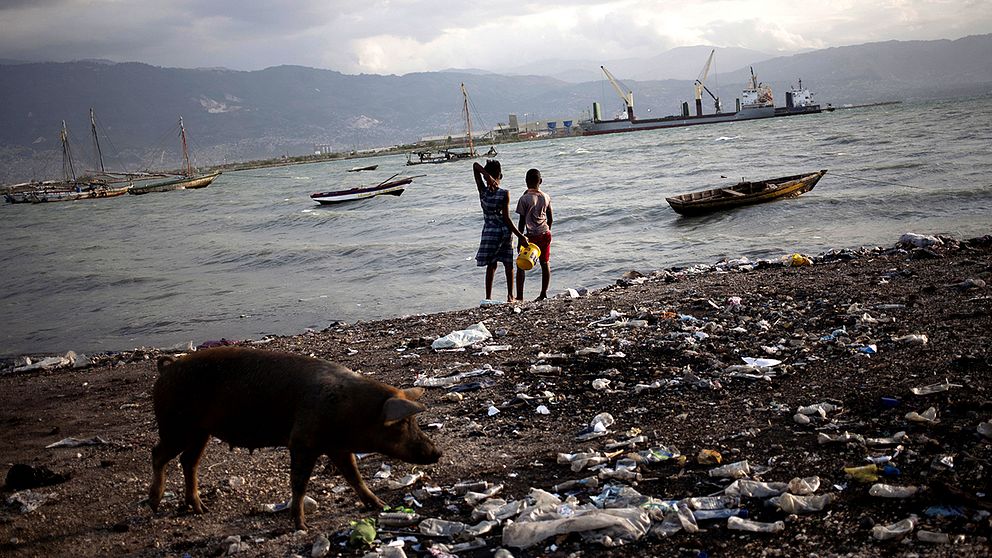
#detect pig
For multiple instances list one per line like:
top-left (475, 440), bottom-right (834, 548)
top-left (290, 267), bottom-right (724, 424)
top-left (147, 347), bottom-right (441, 530)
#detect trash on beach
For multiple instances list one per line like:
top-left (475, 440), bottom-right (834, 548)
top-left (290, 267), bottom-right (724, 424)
top-left (708, 460), bottom-right (751, 479)
top-left (696, 449), bottom-right (722, 465)
top-left (769, 492), bottom-right (833, 514)
top-left (45, 436), bottom-right (110, 449)
top-left (844, 464), bottom-right (879, 483)
top-left (817, 431), bottom-right (865, 445)
top-left (905, 407), bottom-right (939, 424)
top-left (910, 380), bottom-right (961, 395)
top-left (431, 322), bottom-right (492, 350)
top-left (724, 479), bottom-right (787, 498)
top-left (978, 421), bottom-right (992, 439)
top-left (894, 334), bottom-right (929, 345)
top-left (256, 495), bottom-right (318, 514)
top-left (464, 484), bottom-right (503, 506)
top-left (869, 483), bottom-right (919, 498)
top-left (6, 490), bottom-right (55, 513)
top-left (387, 472), bottom-right (424, 490)
top-left (858, 344), bottom-right (877, 355)
top-left (348, 518), bottom-right (377, 547)
top-left (866, 431), bottom-right (907, 446)
top-left (414, 365), bottom-right (501, 388)
top-left (899, 232), bottom-right (942, 249)
top-left (742, 357), bottom-right (782, 368)
top-left (784, 253), bottom-right (812, 267)
top-left (575, 413), bottom-right (615, 442)
top-left (501, 507), bottom-right (651, 549)
top-left (788, 476), bottom-right (822, 495)
top-left (727, 516), bottom-right (785, 533)
top-left (12, 351), bottom-right (80, 373)
top-left (871, 516), bottom-right (916, 541)
top-left (917, 530), bottom-right (964, 544)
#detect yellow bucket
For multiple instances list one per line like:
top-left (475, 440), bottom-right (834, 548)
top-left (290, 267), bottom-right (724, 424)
top-left (516, 243), bottom-right (541, 270)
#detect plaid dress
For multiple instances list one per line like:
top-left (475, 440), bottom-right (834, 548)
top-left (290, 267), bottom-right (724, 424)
top-left (475, 187), bottom-right (513, 266)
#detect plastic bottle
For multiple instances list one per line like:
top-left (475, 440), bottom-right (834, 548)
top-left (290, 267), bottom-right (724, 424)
top-left (916, 530), bottom-right (950, 543)
top-left (727, 516), bottom-right (785, 533)
top-left (771, 493), bottom-right (833, 514)
top-left (693, 508), bottom-right (749, 521)
top-left (869, 483), bottom-right (919, 498)
top-left (725, 479), bottom-right (788, 498)
top-left (687, 495), bottom-right (740, 510)
top-left (452, 481), bottom-right (490, 495)
top-left (708, 460), bottom-right (751, 479)
top-left (871, 517), bottom-right (916, 540)
top-left (553, 476), bottom-right (600, 492)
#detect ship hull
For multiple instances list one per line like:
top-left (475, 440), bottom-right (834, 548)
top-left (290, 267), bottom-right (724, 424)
top-left (581, 105), bottom-right (820, 135)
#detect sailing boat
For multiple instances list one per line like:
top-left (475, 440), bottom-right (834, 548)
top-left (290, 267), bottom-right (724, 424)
top-left (4, 117), bottom-right (131, 204)
top-left (129, 116), bottom-right (222, 195)
top-left (407, 83), bottom-right (497, 166)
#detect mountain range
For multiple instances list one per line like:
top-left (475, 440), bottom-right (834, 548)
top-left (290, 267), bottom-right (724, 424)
top-left (1, 34), bottom-right (990, 183)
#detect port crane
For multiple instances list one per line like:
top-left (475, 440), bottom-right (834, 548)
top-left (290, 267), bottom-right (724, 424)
top-left (694, 49), bottom-right (722, 115)
top-left (601, 65), bottom-right (635, 120)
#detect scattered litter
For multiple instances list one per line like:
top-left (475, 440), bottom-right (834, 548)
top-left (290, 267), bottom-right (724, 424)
top-left (575, 413), bottom-right (615, 442)
top-left (6, 490), bottom-right (54, 513)
top-left (727, 516), bottom-right (784, 533)
top-left (894, 334), bottom-right (928, 345)
top-left (910, 380), bottom-right (961, 395)
top-left (905, 407), bottom-right (939, 424)
top-left (432, 323), bottom-right (492, 350)
top-left (742, 357), bottom-right (781, 368)
top-left (388, 472), bottom-right (424, 490)
top-left (871, 516), bottom-right (916, 541)
top-left (869, 483), bottom-right (918, 498)
top-left (45, 436), bottom-right (109, 449)
top-left (708, 460), bottom-right (751, 479)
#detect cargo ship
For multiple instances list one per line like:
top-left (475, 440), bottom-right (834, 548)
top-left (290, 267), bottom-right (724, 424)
top-left (579, 51), bottom-right (822, 136)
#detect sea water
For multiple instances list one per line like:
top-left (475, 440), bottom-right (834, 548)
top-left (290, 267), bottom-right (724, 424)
top-left (2, 96), bottom-right (990, 356)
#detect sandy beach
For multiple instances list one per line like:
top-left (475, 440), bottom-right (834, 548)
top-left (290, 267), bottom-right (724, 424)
top-left (1, 232), bottom-right (990, 557)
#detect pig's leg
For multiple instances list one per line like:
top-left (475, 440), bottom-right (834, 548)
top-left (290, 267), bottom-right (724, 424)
top-left (148, 439), bottom-right (183, 512)
top-left (289, 449), bottom-right (319, 531)
top-left (179, 434), bottom-right (210, 513)
top-left (327, 451), bottom-right (385, 509)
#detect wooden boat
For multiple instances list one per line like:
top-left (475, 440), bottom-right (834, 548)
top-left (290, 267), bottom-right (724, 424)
top-left (347, 164), bottom-right (378, 172)
top-left (407, 83), bottom-right (497, 166)
top-left (130, 116), bottom-right (221, 195)
top-left (5, 116), bottom-right (133, 204)
top-left (310, 175), bottom-right (422, 205)
top-left (666, 170), bottom-right (827, 216)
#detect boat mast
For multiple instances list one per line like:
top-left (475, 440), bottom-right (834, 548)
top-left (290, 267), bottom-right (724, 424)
top-left (179, 116), bottom-right (193, 177)
top-left (61, 120), bottom-right (77, 182)
top-left (461, 83), bottom-right (475, 157)
top-left (90, 108), bottom-right (106, 174)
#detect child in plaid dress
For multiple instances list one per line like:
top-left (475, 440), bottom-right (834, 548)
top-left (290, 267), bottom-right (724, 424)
top-left (473, 160), bottom-right (529, 302)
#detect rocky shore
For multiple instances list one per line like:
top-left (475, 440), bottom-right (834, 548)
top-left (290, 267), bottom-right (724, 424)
top-left (1, 233), bottom-right (990, 557)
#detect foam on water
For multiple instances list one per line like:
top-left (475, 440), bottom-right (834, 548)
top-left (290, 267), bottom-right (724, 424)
top-left (2, 96), bottom-right (991, 355)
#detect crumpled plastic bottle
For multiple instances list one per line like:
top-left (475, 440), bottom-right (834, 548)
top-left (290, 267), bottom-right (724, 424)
top-left (727, 516), bottom-right (785, 533)
top-left (868, 483), bottom-right (919, 498)
top-left (871, 516), bottom-right (916, 540)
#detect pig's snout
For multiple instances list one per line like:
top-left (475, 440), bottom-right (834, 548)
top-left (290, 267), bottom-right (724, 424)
top-left (406, 436), bottom-right (442, 465)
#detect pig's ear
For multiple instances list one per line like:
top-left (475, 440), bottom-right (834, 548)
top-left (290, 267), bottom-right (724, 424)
top-left (382, 396), bottom-right (426, 426)
top-left (403, 387), bottom-right (425, 401)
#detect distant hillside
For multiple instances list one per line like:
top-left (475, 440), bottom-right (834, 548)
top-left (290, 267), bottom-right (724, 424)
top-left (1, 34), bottom-right (989, 183)
top-left (505, 46), bottom-right (775, 82)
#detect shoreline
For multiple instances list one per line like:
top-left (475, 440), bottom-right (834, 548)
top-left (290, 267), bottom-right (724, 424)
top-left (0, 231), bottom-right (990, 556)
top-left (0, 231), bottom-right (984, 368)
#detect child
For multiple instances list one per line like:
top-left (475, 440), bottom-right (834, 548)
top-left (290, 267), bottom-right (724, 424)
top-left (473, 160), bottom-right (529, 303)
top-left (515, 168), bottom-right (553, 300)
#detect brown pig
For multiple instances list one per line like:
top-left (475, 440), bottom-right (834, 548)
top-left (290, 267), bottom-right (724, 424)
top-left (147, 347), bottom-right (441, 530)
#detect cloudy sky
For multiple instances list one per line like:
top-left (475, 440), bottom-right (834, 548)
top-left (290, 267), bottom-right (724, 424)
top-left (1, 1), bottom-right (988, 74)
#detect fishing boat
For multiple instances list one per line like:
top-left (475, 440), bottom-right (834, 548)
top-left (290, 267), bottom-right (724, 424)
top-left (666, 170), bottom-right (827, 216)
top-left (347, 164), bottom-right (378, 172)
top-left (407, 83), bottom-right (497, 166)
top-left (310, 174), bottom-right (424, 205)
top-left (130, 117), bottom-right (221, 195)
top-left (4, 116), bottom-right (131, 204)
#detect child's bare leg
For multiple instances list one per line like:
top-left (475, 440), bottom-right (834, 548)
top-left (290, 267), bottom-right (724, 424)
top-left (537, 261), bottom-right (551, 300)
top-left (515, 265), bottom-right (526, 300)
top-left (503, 262), bottom-right (515, 302)
top-left (485, 263), bottom-right (497, 300)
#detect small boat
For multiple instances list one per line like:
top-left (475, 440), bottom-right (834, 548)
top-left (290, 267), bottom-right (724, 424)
top-left (130, 116), bottom-right (221, 195)
top-left (310, 174), bottom-right (423, 205)
top-left (666, 170), bottom-right (827, 216)
top-left (347, 164), bottom-right (378, 172)
top-left (407, 83), bottom-right (497, 166)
